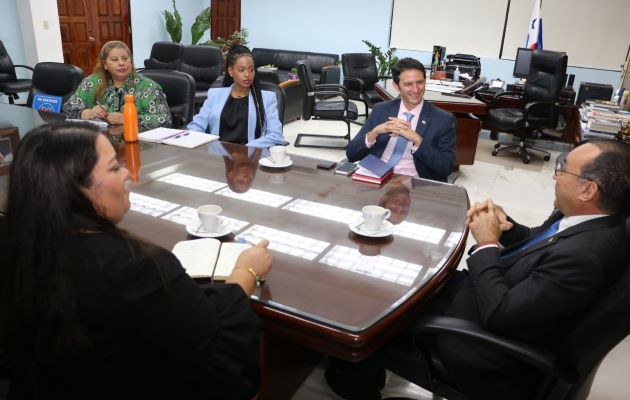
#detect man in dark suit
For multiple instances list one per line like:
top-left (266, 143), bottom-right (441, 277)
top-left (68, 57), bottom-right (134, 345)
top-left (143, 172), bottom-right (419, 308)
top-left (326, 139), bottom-right (630, 400)
top-left (345, 58), bottom-right (455, 182)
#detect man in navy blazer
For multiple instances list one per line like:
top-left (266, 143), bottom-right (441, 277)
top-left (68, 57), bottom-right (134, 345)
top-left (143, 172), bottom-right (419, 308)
top-left (345, 58), bottom-right (456, 182)
top-left (326, 139), bottom-right (630, 400)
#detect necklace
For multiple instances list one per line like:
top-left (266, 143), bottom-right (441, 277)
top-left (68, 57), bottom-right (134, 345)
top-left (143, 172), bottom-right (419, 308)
top-left (232, 89), bottom-right (249, 98)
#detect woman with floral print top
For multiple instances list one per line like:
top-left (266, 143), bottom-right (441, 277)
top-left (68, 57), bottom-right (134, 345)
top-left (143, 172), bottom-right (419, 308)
top-left (62, 40), bottom-right (172, 131)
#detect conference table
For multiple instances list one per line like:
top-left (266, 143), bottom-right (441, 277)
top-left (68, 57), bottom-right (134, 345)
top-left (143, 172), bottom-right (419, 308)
top-left (0, 103), bottom-right (471, 399)
top-left (374, 79), bottom-right (488, 168)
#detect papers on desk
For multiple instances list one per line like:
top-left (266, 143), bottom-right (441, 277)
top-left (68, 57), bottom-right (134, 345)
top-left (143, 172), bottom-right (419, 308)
top-left (425, 78), bottom-right (464, 94)
top-left (138, 127), bottom-right (218, 148)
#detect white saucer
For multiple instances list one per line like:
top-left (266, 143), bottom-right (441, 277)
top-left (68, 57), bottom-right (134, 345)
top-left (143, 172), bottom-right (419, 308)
top-left (186, 218), bottom-right (233, 238)
top-left (348, 219), bottom-right (394, 238)
top-left (259, 156), bottom-right (293, 168)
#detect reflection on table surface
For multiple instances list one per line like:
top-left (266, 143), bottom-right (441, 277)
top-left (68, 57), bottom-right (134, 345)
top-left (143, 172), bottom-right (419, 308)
top-left (117, 141), bottom-right (470, 335)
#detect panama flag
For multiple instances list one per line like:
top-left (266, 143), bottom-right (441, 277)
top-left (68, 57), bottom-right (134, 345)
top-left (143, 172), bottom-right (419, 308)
top-left (526, 0), bottom-right (543, 49)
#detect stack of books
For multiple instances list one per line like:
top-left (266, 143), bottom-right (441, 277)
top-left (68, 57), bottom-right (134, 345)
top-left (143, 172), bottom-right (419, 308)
top-left (351, 154), bottom-right (393, 185)
top-left (579, 101), bottom-right (630, 139)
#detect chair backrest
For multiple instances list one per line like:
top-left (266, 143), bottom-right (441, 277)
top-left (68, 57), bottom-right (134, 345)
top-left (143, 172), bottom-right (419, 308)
top-left (341, 53), bottom-right (379, 89)
top-left (296, 60), bottom-right (316, 120)
top-left (0, 40), bottom-right (17, 82)
top-left (523, 50), bottom-right (567, 120)
top-left (144, 41), bottom-right (184, 70)
top-left (26, 62), bottom-right (84, 107)
top-left (139, 69), bottom-right (195, 126)
top-left (178, 45), bottom-right (223, 92)
top-left (554, 231), bottom-right (630, 399)
top-left (258, 81), bottom-right (285, 125)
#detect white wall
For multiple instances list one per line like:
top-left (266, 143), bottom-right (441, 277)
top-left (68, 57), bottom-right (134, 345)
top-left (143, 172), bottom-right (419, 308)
top-left (17, 0), bottom-right (63, 65)
top-left (241, 0), bottom-right (624, 95)
top-left (131, 0), bottom-right (209, 68)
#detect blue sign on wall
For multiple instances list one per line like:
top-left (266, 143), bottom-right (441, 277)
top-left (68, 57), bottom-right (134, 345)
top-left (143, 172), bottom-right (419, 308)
top-left (32, 94), bottom-right (63, 113)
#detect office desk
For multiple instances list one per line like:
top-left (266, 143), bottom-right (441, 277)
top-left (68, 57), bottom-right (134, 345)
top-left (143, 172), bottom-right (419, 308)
top-left (374, 80), bottom-right (488, 168)
top-left (116, 142), bottom-right (469, 399)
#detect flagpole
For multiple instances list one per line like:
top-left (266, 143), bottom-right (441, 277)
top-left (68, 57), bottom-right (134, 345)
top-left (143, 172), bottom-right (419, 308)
top-left (499, 0), bottom-right (511, 59)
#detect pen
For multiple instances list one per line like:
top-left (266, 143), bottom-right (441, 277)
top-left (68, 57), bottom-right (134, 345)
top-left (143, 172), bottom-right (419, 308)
top-left (173, 131), bottom-right (190, 139)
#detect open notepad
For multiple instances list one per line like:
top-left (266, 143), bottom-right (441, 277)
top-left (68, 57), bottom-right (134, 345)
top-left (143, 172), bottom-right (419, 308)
top-left (138, 128), bottom-right (219, 148)
top-left (172, 239), bottom-right (251, 280)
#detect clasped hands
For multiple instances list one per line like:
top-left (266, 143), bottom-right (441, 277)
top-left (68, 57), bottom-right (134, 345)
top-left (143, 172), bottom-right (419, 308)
top-left (81, 105), bottom-right (124, 125)
top-left (466, 199), bottom-right (513, 243)
top-left (367, 117), bottom-right (422, 146)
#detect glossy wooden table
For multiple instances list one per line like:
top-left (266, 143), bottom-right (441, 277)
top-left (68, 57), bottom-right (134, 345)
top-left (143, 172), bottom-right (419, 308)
top-left (116, 141), bottom-right (470, 399)
top-left (374, 79), bottom-right (488, 168)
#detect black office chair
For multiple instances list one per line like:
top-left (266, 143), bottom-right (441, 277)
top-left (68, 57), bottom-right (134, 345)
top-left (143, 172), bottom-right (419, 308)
top-left (294, 60), bottom-right (358, 149)
top-left (178, 45), bottom-right (223, 108)
top-left (258, 81), bottom-right (285, 125)
top-left (341, 53), bottom-right (384, 119)
top-left (385, 236), bottom-right (630, 400)
top-left (0, 40), bottom-right (33, 104)
top-left (143, 41), bottom-right (184, 70)
top-left (258, 81), bottom-right (291, 146)
top-left (26, 62), bottom-right (84, 109)
top-left (139, 69), bottom-right (195, 127)
top-left (488, 50), bottom-right (568, 164)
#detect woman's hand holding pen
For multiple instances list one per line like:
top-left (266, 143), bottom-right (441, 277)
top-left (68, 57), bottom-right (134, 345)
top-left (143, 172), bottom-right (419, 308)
top-left (105, 112), bottom-right (123, 125)
top-left (81, 104), bottom-right (108, 121)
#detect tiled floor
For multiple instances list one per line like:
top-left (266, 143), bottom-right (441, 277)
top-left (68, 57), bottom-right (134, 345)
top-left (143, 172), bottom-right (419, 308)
top-left (281, 112), bottom-right (630, 399)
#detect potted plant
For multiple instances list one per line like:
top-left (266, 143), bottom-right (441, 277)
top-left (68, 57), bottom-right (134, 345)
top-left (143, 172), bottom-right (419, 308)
top-left (362, 40), bottom-right (398, 77)
top-left (288, 67), bottom-right (299, 80)
top-left (162, 0), bottom-right (182, 43)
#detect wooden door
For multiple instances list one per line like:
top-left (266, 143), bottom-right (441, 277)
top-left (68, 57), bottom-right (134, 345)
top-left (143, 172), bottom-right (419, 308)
top-left (211, 0), bottom-right (241, 40)
top-left (58, 0), bottom-right (132, 75)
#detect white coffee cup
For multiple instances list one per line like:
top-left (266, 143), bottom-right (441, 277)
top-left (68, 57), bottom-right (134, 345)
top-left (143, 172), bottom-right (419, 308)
top-left (197, 204), bottom-right (222, 232)
top-left (269, 145), bottom-right (287, 163)
top-left (362, 205), bottom-right (391, 232)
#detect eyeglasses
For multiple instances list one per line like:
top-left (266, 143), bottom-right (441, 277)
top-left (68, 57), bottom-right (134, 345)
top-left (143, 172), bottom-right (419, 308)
top-left (554, 161), bottom-right (593, 181)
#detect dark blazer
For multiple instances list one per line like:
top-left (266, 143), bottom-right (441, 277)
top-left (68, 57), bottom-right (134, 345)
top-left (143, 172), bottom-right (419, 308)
top-left (345, 99), bottom-right (456, 182)
top-left (434, 212), bottom-right (628, 399)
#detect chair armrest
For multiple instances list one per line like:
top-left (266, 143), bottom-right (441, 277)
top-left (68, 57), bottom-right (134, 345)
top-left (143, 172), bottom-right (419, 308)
top-left (343, 77), bottom-right (366, 92)
top-left (13, 65), bottom-right (34, 72)
top-left (278, 80), bottom-right (301, 89)
top-left (523, 100), bottom-right (555, 123)
top-left (316, 83), bottom-right (348, 96)
top-left (414, 316), bottom-right (561, 377)
top-left (491, 91), bottom-right (523, 108)
top-left (312, 90), bottom-right (349, 109)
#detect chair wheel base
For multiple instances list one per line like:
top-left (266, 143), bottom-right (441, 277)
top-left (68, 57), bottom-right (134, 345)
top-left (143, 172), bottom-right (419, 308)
top-left (544, 155), bottom-right (551, 161)
top-left (491, 150), bottom-right (498, 156)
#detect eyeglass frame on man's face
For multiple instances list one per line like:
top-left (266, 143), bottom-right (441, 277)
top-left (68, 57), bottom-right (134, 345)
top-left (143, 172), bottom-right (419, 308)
top-left (553, 159), bottom-right (593, 181)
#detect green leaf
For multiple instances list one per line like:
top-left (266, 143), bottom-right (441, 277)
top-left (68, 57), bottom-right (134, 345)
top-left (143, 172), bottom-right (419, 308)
top-left (162, 0), bottom-right (182, 43)
top-left (362, 39), bottom-right (397, 76)
top-left (191, 6), bottom-right (211, 45)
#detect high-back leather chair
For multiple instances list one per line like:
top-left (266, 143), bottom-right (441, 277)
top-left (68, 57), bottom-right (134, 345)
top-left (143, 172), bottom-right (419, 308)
top-left (341, 53), bottom-right (384, 119)
top-left (178, 45), bottom-right (223, 107)
top-left (294, 60), bottom-right (358, 149)
top-left (26, 62), bottom-right (84, 109)
top-left (258, 81), bottom-right (285, 125)
top-left (139, 69), bottom-right (195, 127)
top-left (385, 226), bottom-right (630, 400)
top-left (488, 49), bottom-right (568, 164)
top-left (0, 40), bottom-right (33, 104)
top-left (143, 41), bottom-right (184, 70)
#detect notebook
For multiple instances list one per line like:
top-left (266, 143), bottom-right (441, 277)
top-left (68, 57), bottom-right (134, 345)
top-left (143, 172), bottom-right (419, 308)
top-left (172, 238), bottom-right (251, 280)
top-left (351, 154), bottom-right (394, 184)
top-left (138, 128), bottom-right (219, 148)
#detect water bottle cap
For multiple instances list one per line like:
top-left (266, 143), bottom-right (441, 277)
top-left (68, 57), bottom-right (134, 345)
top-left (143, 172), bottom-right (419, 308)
top-left (125, 94), bottom-right (134, 101)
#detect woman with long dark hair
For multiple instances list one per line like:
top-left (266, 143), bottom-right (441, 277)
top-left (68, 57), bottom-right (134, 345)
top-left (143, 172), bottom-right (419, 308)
top-left (188, 45), bottom-right (284, 148)
top-left (0, 123), bottom-right (271, 399)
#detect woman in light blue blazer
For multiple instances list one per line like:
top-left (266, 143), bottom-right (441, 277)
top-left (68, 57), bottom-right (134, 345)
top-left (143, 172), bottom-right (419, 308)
top-left (188, 45), bottom-right (284, 148)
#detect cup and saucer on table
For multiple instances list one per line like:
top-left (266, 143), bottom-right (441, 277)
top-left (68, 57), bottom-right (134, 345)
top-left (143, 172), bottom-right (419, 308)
top-left (348, 205), bottom-right (394, 238)
top-left (259, 145), bottom-right (293, 168)
top-left (186, 205), bottom-right (233, 238)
